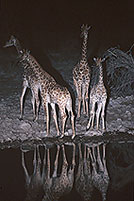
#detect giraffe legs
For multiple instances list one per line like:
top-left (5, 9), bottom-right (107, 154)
top-left (96, 102), bottom-right (102, 130)
top-left (20, 85), bottom-right (28, 120)
top-left (43, 101), bottom-right (50, 136)
top-left (31, 92), bottom-right (36, 120)
top-left (70, 111), bottom-right (75, 139)
top-left (77, 89), bottom-right (82, 118)
top-left (85, 84), bottom-right (89, 116)
top-left (74, 78), bottom-right (89, 117)
top-left (60, 107), bottom-right (67, 138)
top-left (86, 101), bottom-right (96, 130)
top-left (87, 99), bottom-right (106, 130)
top-left (66, 100), bottom-right (75, 139)
top-left (20, 82), bottom-right (40, 121)
top-left (31, 87), bottom-right (40, 121)
top-left (74, 81), bottom-right (82, 118)
top-left (51, 103), bottom-right (60, 136)
top-left (101, 100), bottom-right (107, 130)
top-left (46, 103), bottom-right (50, 136)
top-left (82, 84), bottom-right (86, 115)
top-left (96, 100), bottom-right (107, 130)
top-left (82, 83), bottom-right (89, 116)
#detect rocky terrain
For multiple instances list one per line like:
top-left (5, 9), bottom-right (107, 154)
top-left (0, 85), bottom-right (134, 146)
top-left (0, 48), bottom-right (134, 148)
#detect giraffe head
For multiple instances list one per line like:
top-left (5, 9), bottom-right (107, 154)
top-left (4, 35), bottom-right (17, 48)
top-left (81, 24), bottom-right (91, 39)
top-left (93, 57), bottom-right (106, 66)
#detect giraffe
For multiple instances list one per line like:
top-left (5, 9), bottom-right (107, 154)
top-left (42, 144), bottom-right (76, 201)
top-left (21, 50), bottom-right (75, 138)
top-left (86, 57), bottom-right (107, 130)
top-left (73, 24), bottom-right (91, 118)
top-left (4, 36), bottom-right (40, 121)
top-left (75, 144), bottom-right (94, 201)
top-left (88, 144), bottom-right (110, 201)
top-left (21, 145), bottom-right (44, 201)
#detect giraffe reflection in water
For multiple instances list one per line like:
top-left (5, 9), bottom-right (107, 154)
top-left (75, 144), bottom-right (94, 201)
top-left (89, 144), bottom-right (110, 201)
top-left (75, 143), bottom-right (109, 201)
top-left (42, 144), bottom-right (76, 201)
top-left (21, 146), bottom-right (44, 201)
top-left (21, 144), bottom-right (76, 201)
top-left (21, 143), bottom-right (109, 201)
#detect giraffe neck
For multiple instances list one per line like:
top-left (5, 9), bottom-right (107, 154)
top-left (81, 35), bottom-right (88, 61)
top-left (22, 55), bottom-right (38, 77)
top-left (26, 55), bottom-right (39, 70)
top-left (14, 38), bottom-right (23, 54)
top-left (98, 64), bottom-right (104, 84)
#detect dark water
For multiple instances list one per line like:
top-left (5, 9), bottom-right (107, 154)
top-left (0, 142), bottom-right (133, 201)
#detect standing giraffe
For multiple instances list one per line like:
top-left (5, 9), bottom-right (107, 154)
top-left (73, 24), bottom-right (91, 118)
top-left (4, 36), bottom-right (40, 120)
top-left (88, 144), bottom-right (110, 201)
top-left (21, 50), bottom-right (75, 138)
top-left (75, 144), bottom-right (93, 201)
top-left (87, 57), bottom-right (107, 130)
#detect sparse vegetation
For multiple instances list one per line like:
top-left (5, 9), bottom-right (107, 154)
top-left (90, 45), bottom-right (134, 97)
top-left (104, 46), bottom-right (134, 97)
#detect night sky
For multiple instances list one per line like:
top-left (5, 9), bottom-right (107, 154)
top-left (0, 0), bottom-right (133, 56)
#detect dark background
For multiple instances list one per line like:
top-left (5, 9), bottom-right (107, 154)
top-left (0, 0), bottom-right (133, 55)
top-left (0, 0), bottom-right (133, 95)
